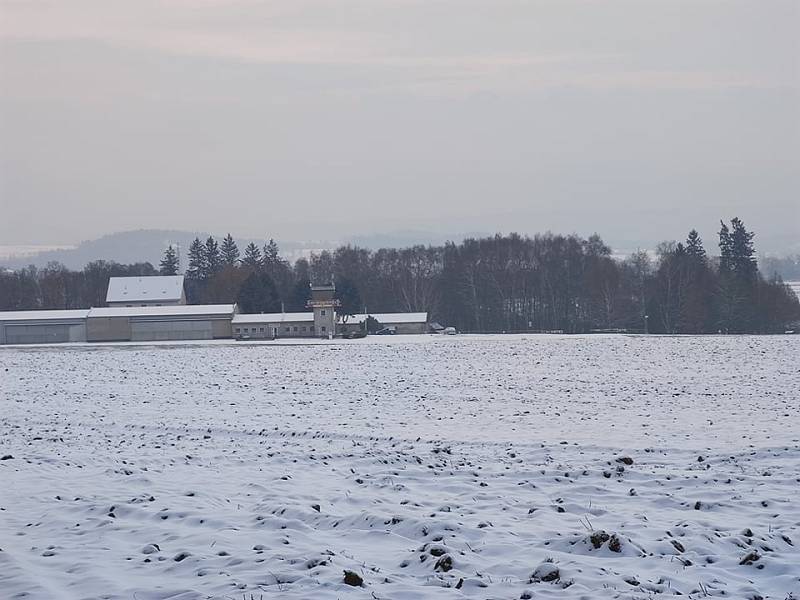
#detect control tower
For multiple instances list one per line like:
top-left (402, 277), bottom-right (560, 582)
top-left (307, 283), bottom-right (338, 338)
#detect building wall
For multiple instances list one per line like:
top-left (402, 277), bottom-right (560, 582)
top-left (233, 321), bottom-right (316, 339)
top-left (392, 322), bottom-right (429, 335)
top-left (130, 320), bottom-right (213, 341)
top-left (211, 319), bottom-right (232, 339)
top-left (313, 307), bottom-right (335, 338)
top-left (86, 317), bottom-right (132, 342)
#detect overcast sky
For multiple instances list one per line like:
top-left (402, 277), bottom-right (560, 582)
top-left (1, 0), bottom-right (798, 250)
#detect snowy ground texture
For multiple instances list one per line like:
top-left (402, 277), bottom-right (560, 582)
top-left (1, 334), bottom-right (799, 600)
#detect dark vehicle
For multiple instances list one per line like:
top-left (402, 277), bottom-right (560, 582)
top-left (343, 330), bottom-right (367, 339)
top-left (375, 326), bottom-right (397, 335)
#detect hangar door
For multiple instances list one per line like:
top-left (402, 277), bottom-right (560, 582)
top-left (4, 323), bottom-right (86, 344)
top-left (130, 320), bottom-right (214, 341)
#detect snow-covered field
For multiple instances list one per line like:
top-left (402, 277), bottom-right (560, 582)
top-left (1, 334), bottom-right (798, 600)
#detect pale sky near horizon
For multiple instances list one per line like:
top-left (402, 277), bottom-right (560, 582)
top-left (1, 0), bottom-right (798, 250)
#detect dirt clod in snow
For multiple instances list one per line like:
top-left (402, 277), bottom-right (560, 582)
top-left (434, 555), bottom-right (453, 572)
top-left (531, 563), bottom-right (560, 582)
top-left (343, 570), bottom-right (363, 586)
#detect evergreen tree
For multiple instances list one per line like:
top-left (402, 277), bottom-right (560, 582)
top-left (220, 234), bottom-right (240, 267)
top-left (685, 230), bottom-right (706, 263)
top-left (242, 243), bottom-right (262, 269)
top-left (204, 236), bottom-right (221, 278)
top-left (335, 277), bottom-right (362, 323)
top-left (680, 229), bottom-right (713, 332)
top-left (159, 245), bottom-right (179, 275)
top-left (186, 238), bottom-right (206, 280)
top-left (366, 315), bottom-right (383, 334)
top-left (236, 271), bottom-right (281, 314)
top-left (288, 278), bottom-right (312, 311)
top-left (717, 218), bottom-right (758, 332)
top-left (718, 221), bottom-right (733, 272)
top-left (729, 217), bottom-right (757, 278)
top-left (263, 238), bottom-right (281, 267)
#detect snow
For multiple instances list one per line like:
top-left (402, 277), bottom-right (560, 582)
top-left (346, 312), bottom-right (429, 324)
top-left (231, 312), bottom-right (429, 325)
top-left (0, 309), bottom-right (90, 322)
top-left (1, 334), bottom-right (798, 599)
top-left (106, 275), bottom-right (185, 304)
top-left (233, 312), bottom-right (314, 324)
top-left (87, 304), bottom-right (236, 319)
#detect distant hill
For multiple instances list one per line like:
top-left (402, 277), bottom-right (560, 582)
top-left (0, 229), bottom-right (488, 270)
top-left (0, 230), bottom-right (335, 271)
top-left (3, 227), bottom-right (797, 274)
top-left (2, 230), bottom-right (209, 270)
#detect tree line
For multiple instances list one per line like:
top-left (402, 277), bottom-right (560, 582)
top-left (1, 218), bottom-right (798, 333)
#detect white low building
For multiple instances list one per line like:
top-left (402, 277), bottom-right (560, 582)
top-left (232, 313), bottom-right (317, 339)
top-left (106, 275), bottom-right (186, 307)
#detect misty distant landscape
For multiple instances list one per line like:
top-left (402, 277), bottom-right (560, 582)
top-left (0, 229), bottom-right (495, 270)
top-left (1, 217), bottom-right (798, 334)
top-left (3, 228), bottom-right (799, 273)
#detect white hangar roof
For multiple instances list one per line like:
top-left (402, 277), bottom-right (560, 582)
top-left (787, 281), bottom-right (800, 301)
top-left (106, 275), bottom-right (184, 304)
top-left (0, 309), bottom-right (90, 323)
top-left (233, 312), bottom-right (314, 324)
top-left (233, 311), bottom-right (429, 324)
top-left (88, 304), bottom-right (236, 319)
top-left (347, 312), bottom-right (429, 324)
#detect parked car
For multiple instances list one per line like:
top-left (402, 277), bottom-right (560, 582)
top-left (443, 327), bottom-right (457, 335)
top-left (375, 326), bottom-right (397, 335)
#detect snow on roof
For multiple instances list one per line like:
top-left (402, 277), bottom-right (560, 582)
top-left (106, 276), bottom-right (184, 303)
top-left (88, 304), bottom-right (235, 319)
top-left (0, 309), bottom-right (90, 322)
top-left (233, 312), bottom-right (314, 324)
top-left (345, 312), bottom-right (429, 324)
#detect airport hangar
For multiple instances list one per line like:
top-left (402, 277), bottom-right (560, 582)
top-left (0, 276), bottom-right (429, 344)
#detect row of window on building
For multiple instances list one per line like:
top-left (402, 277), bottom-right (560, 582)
top-left (234, 325), bottom-right (327, 335)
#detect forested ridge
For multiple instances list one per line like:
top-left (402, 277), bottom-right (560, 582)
top-left (2, 219), bottom-right (798, 333)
